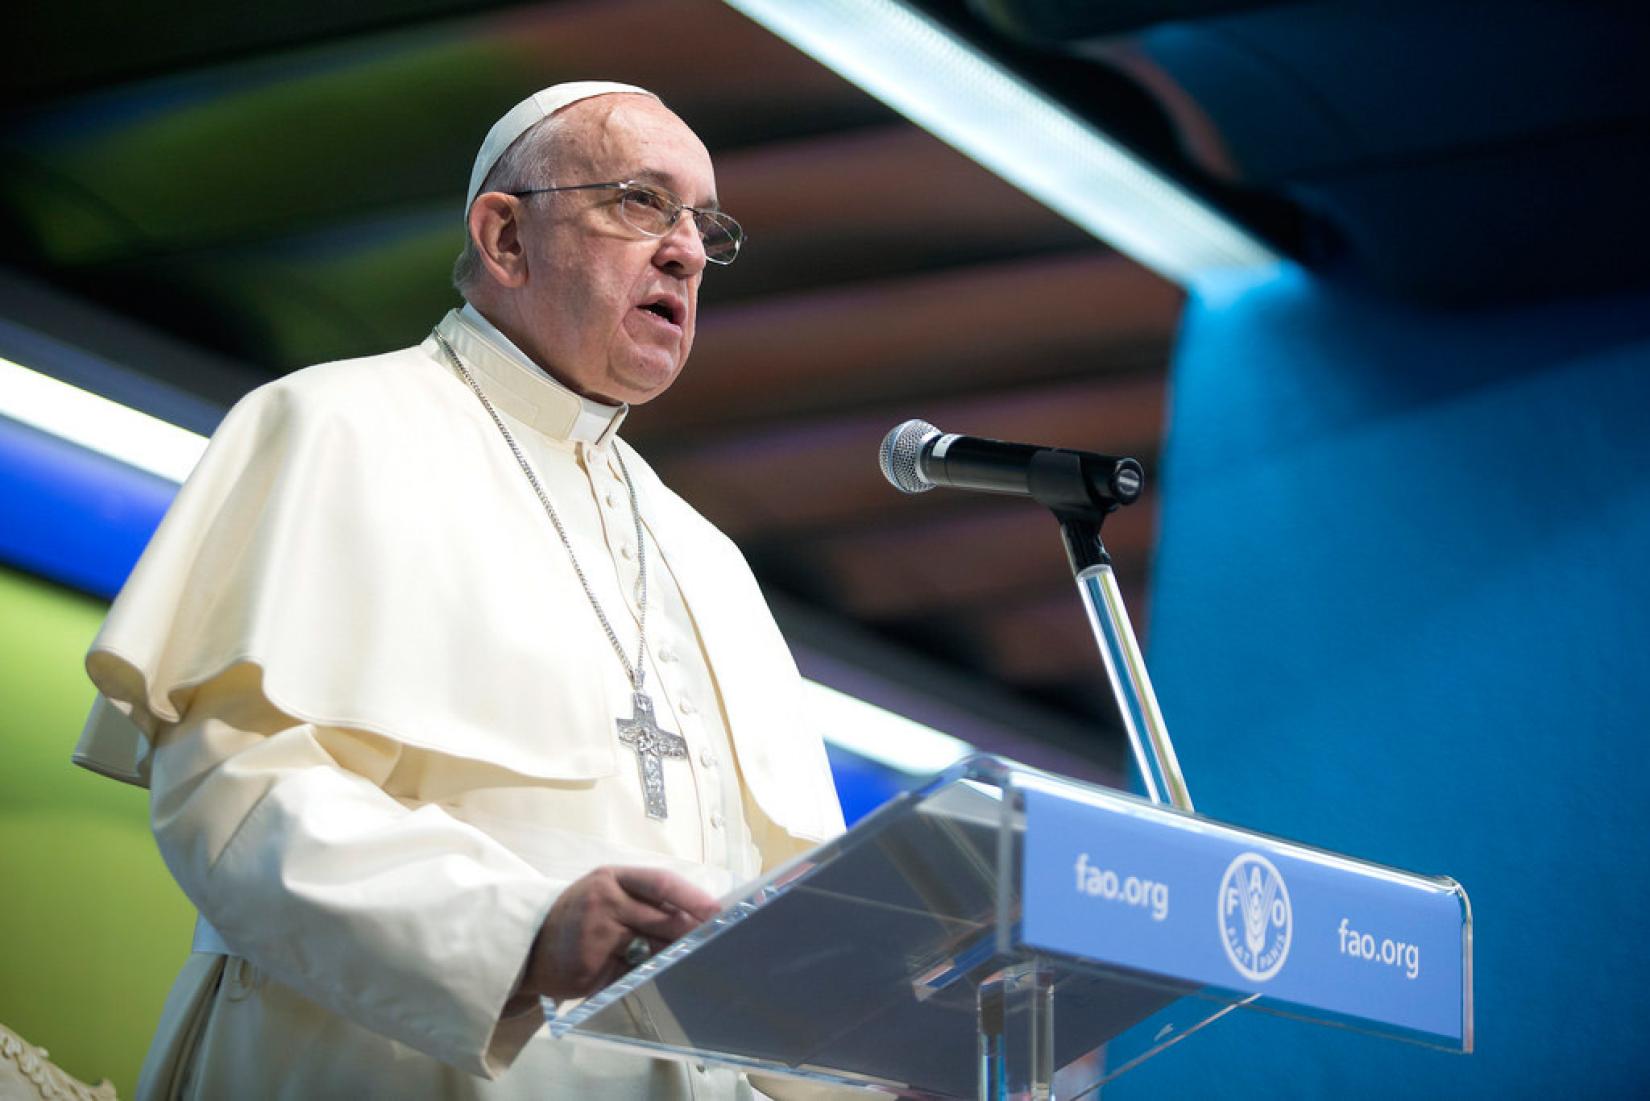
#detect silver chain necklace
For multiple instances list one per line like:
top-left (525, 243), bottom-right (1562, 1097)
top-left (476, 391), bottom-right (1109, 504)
top-left (434, 329), bottom-right (688, 819)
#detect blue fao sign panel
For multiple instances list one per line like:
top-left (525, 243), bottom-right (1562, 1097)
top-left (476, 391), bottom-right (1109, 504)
top-left (1021, 787), bottom-right (1469, 1045)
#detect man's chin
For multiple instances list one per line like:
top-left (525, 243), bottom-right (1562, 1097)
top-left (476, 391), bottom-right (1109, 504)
top-left (609, 358), bottom-right (683, 405)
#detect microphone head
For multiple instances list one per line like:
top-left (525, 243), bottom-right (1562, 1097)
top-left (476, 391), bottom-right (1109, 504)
top-left (879, 419), bottom-right (941, 494)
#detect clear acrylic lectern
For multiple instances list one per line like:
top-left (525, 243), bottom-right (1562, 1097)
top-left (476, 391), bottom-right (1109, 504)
top-left (550, 755), bottom-right (1472, 1099)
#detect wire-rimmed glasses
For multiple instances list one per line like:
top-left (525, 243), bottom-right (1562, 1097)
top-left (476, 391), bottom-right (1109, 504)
top-left (508, 180), bottom-right (744, 265)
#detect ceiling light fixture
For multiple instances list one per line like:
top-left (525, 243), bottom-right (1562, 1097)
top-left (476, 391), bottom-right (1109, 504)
top-left (723, 0), bottom-right (1278, 283)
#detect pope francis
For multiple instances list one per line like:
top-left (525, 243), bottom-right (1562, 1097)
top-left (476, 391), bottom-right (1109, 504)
top-left (73, 82), bottom-right (848, 1099)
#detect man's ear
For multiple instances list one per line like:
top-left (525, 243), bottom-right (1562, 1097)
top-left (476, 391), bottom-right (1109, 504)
top-left (469, 193), bottom-right (529, 288)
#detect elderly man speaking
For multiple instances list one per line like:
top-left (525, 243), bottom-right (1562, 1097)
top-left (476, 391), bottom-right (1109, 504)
top-left (74, 82), bottom-right (846, 1099)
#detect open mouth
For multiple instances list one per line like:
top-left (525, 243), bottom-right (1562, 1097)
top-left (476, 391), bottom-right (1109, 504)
top-left (637, 295), bottom-right (683, 326)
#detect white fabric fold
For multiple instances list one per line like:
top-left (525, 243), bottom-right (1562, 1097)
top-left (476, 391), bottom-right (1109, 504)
top-left (79, 307), bottom-right (841, 844)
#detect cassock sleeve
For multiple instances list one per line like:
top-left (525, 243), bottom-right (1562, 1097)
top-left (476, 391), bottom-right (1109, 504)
top-left (148, 663), bottom-right (558, 1078)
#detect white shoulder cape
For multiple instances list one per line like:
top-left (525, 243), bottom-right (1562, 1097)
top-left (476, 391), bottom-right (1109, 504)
top-left (77, 317), bottom-right (842, 846)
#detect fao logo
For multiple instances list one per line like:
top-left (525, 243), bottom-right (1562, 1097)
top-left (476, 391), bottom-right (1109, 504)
top-left (1218, 853), bottom-right (1292, 982)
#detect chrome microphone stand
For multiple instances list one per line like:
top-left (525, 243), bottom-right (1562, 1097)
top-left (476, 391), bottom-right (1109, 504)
top-left (1058, 512), bottom-right (1192, 812)
top-left (880, 420), bottom-right (1192, 812)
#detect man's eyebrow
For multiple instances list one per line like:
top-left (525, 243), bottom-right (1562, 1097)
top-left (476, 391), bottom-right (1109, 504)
top-left (631, 169), bottom-right (721, 211)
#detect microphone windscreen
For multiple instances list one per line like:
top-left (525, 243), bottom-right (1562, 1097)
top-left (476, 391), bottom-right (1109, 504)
top-left (879, 419), bottom-right (941, 494)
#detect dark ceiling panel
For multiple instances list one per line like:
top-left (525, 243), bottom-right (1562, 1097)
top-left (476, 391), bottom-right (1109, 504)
top-left (2, 0), bottom-right (889, 269)
top-left (9, 0), bottom-right (518, 106)
top-left (963, 0), bottom-right (1293, 42)
top-left (24, 125), bottom-right (1129, 373)
top-left (806, 494), bottom-right (1155, 621)
top-left (663, 253), bottom-right (1180, 435)
top-left (1118, 2), bottom-right (1650, 184)
top-left (940, 0), bottom-right (1650, 302)
top-left (66, 208), bottom-right (469, 368)
top-left (704, 124), bottom-right (1095, 300)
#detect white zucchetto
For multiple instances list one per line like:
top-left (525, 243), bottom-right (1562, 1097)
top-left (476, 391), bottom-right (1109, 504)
top-left (463, 80), bottom-right (656, 216)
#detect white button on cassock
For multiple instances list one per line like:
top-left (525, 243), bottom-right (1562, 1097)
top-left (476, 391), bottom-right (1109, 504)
top-left (709, 811), bottom-right (725, 830)
top-left (699, 747), bottom-right (716, 768)
top-left (679, 696), bottom-right (696, 714)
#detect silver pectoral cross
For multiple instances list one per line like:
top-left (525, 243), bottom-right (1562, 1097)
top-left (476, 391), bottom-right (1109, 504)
top-left (617, 691), bottom-right (688, 820)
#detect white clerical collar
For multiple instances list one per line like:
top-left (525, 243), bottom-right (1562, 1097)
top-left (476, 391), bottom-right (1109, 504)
top-left (451, 302), bottom-right (628, 447)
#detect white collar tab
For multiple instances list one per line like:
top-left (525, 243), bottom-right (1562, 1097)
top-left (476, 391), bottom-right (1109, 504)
top-left (444, 304), bottom-right (628, 447)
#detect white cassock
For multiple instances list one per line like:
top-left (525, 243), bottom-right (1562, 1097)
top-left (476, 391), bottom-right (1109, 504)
top-left (74, 306), bottom-right (849, 1100)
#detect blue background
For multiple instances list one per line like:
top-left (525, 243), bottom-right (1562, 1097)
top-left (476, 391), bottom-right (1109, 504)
top-left (1121, 264), bottom-right (1650, 1096)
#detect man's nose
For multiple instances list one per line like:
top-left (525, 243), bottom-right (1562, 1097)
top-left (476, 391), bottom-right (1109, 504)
top-left (654, 213), bottom-right (707, 276)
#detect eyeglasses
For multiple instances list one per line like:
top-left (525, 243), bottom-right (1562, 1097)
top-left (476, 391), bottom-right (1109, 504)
top-left (508, 180), bottom-right (744, 265)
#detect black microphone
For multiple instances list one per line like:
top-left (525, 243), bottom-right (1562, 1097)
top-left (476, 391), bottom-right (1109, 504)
top-left (879, 419), bottom-right (1144, 515)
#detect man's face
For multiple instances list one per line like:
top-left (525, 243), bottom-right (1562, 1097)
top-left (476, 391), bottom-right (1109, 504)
top-left (513, 96), bottom-right (715, 406)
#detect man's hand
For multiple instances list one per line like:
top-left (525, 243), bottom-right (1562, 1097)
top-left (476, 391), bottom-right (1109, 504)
top-left (516, 866), bottom-right (722, 1003)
